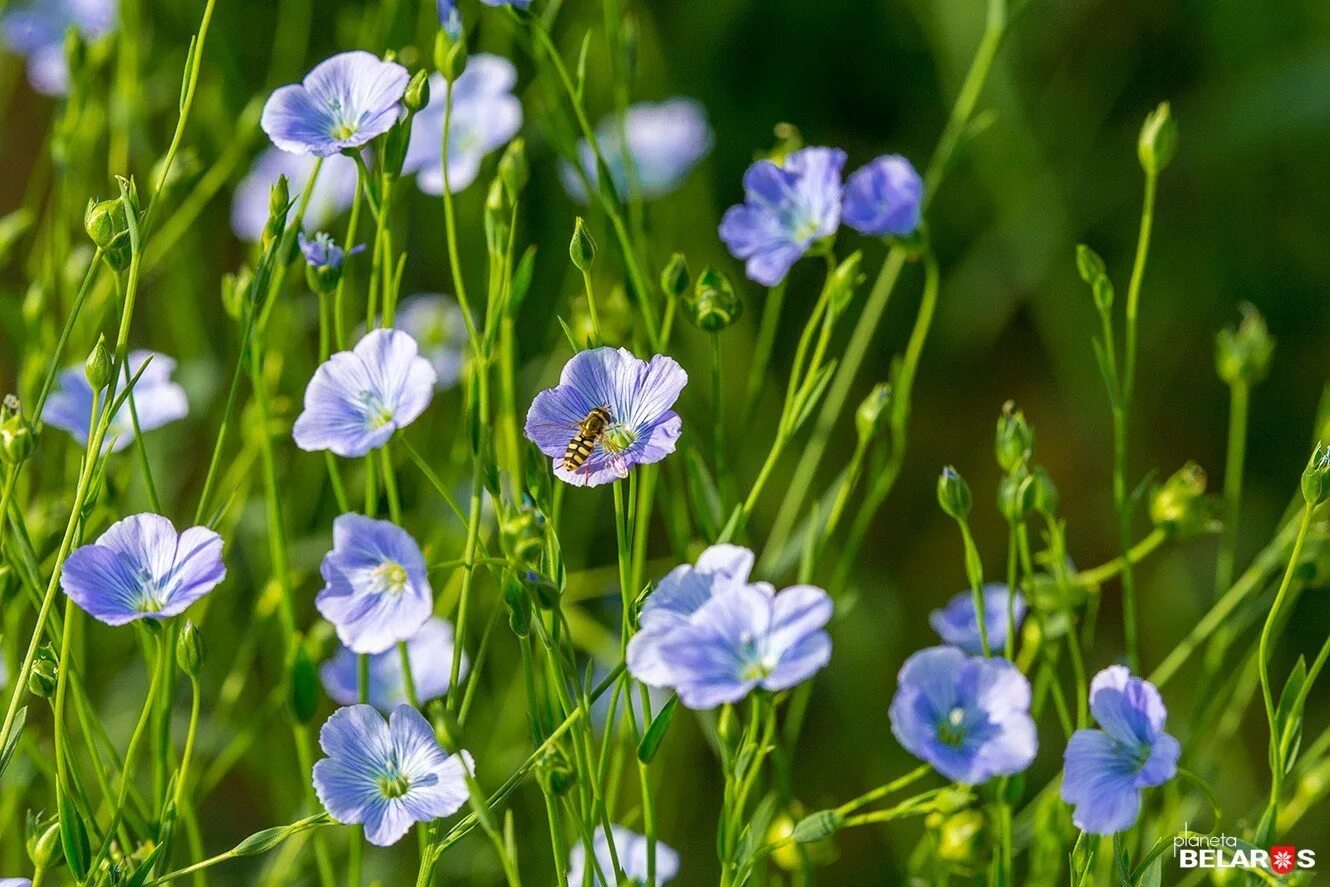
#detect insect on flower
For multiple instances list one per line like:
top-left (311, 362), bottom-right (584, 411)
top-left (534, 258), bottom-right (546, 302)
top-left (561, 404), bottom-right (612, 474)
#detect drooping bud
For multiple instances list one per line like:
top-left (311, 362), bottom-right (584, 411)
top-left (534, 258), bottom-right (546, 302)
top-left (684, 267), bottom-right (743, 332)
top-left (937, 466), bottom-right (972, 521)
top-left (660, 253), bottom-right (690, 302)
top-left (1075, 244), bottom-right (1106, 285)
top-left (855, 382), bottom-right (893, 444)
top-left (1215, 304), bottom-right (1274, 388)
top-left (84, 335), bottom-right (112, 391)
top-left (1138, 101), bottom-right (1177, 176)
top-left (177, 620), bottom-right (206, 679)
top-left (1150, 461), bottom-right (1212, 537)
top-left (1302, 443), bottom-right (1330, 507)
top-left (995, 400), bottom-right (1033, 473)
top-left (497, 138), bottom-right (528, 202)
top-left (569, 217), bottom-right (597, 272)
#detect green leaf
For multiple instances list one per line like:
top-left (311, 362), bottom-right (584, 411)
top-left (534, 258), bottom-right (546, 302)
top-left (637, 694), bottom-right (679, 764)
top-left (124, 843), bottom-right (165, 887)
top-left (789, 360), bottom-right (838, 434)
top-left (556, 315), bottom-right (580, 353)
top-left (507, 246), bottom-right (538, 313)
top-left (58, 784), bottom-right (91, 880)
top-left (1136, 857), bottom-right (1162, 887)
top-left (683, 448), bottom-right (723, 540)
top-left (0, 706), bottom-right (26, 777)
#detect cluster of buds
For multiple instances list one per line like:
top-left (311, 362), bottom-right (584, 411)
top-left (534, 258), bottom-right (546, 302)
top-left (1215, 304), bottom-right (1274, 388)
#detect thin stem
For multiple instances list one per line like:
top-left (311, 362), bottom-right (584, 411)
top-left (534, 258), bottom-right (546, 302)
top-left (1216, 381), bottom-right (1250, 598)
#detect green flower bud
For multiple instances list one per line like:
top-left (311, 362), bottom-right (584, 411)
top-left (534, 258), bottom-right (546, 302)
top-left (826, 251), bottom-right (864, 317)
top-left (1138, 101), bottom-right (1178, 176)
top-left (29, 657), bottom-right (57, 699)
top-left (1092, 275), bottom-right (1115, 313)
top-left (569, 217), bottom-right (597, 272)
top-left (537, 752), bottom-right (577, 796)
top-left (1031, 464), bottom-right (1060, 516)
top-left (684, 267), bottom-right (743, 332)
top-left (177, 620), bottom-right (206, 679)
top-left (429, 701), bottom-right (464, 754)
top-left (498, 138), bottom-right (528, 201)
top-left (1215, 304), bottom-right (1274, 387)
top-left (222, 268), bottom-right (252, 321)
top-left (500, 499), bottom-right (545, 566)
top-left (519, 569), bottom-right (561, 610)
top-left (855, 382), bottom-right (893, 444)
top-left (0, 405), bottom-right (36, 466)
top-left (997, 466), bottom-right (1036, 524)
top-left (937, 466), bottom-right (972, 521)
top-left (995, 400), bottom-right (1033, 473)
top-left (660, 253), bottom-right (691, 301)
top-left (404, 69), bottom-right (431, 112)
top-left (1074, 244), bottom-right (1107, 285)
top-left (84, 335), bottom-right (112, 391)
top-left (791, 810), bottom-right (844, 843)
top-left (26, 814), bottom-right (61, 868)
top-left (434, 29), bottom-right (468, 82)
top-left (1150, 461), bottom-right (1212, 537)
top-left (485, 178), bottom-right (510, 256)
top-left (83, 198), bottom-right (125, 251)
top-left (1303, 443), bottom-right (1330, 507)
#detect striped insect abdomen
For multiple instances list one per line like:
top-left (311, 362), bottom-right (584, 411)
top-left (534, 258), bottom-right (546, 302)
top-left (561, 406), bottom-right (612, 471)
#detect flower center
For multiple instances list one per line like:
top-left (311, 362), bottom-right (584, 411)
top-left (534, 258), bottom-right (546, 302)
top-left (738, 634), bottom-right (772, 681)
top-left (603, 424), bottom-right (637, 454)
top-left (373, 561), bottom-right (410, 594)
top-left (378, 767), bottom-right (412, 799)
top-left (361, 392), bottom-right (396, 429)
top-left (936, 707), bottom-right (968, 747)
top-left (134, 568), bottom-right (164, 614)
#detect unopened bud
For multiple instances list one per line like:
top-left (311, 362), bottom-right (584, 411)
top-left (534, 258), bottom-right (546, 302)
top-left (660, 253), bottom-right (690, 301)
top-left (0, 407), bottom-right (35, 466)
top-left (1031, 464), bottom-right (1059, 516)
top-left (1215, 304), bottom-right (1274, 387)
top-left (1075, 244), bottom-right (1106, 285)
top-left (29, 657), bottom-right (57, 699)
top-left (404, 70), bottom-right (431, 113)
top-left (855, 383), bottom-right (893, 443)
top-left (85, 335), bottom-right (112, 391)
top-left (684, 267), bottom-right (742, 332)
top-left (826, 251), bottom-right (864, 317)
top-left (538, 752), bottom-right (577, 796)
top-left (1303, 443), bottom-right (1330, 507)
top-left (485, 178), bottom-right (510, 255)
top-left (569, 217), bottom-right (596, 272)
top-left (1150, 461), bottom-right (1212, 537)
top-left (434, 29), bottom-right (468, 81)
top-left (177, 620), bottom-right (206, 678)
top-left (519, 569), bottom-right (560, 610)
top-left (502, 576), bottom-right (531, 637)
top-left (997, 466), bottom-right (1036, 524)
top-left (497, 138), bottom-right (528, 201)
top-left (1138, 101), bottom-right (1177, 176)
top-left (937, 466), bottom-right (972, 520)
top-left (995, 400), bottom-right (1033, 473)
top-left (84, 198), bottom-right (125, 251)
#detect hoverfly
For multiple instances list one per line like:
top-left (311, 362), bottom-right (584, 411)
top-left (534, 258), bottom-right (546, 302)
top-left (561, 405), bottom-right (612, 472)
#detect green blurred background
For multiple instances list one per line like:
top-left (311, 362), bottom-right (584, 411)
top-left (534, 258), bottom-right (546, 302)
top-left (3, 0), bottom-right (1330, 881)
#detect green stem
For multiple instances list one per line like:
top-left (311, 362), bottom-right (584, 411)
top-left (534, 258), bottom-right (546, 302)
top-left (1215, 381), bottom-right (1250, 598)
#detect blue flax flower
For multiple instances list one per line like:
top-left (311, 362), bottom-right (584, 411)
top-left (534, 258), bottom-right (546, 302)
top-left (0, 878), bottom-right (32, 887)
top-left (567, 825), bottom-right (680, 886)
top-left (61, 514), bottom-right (225, 626)
top-left (322, 617), bottom-right (467, 711)
top-left (292, 329), bottom-right (436, 458)
top-left (929, 584), bottom-right (1027, 656)
top-left (312, 704), bottom-right (471, 847)
top-left (403, 58), bottom-right (522, 195)
top-left (299, 232), bottom-right (364, 271)
top-left (524, 346), bottom-right (686, 488)
top-left (392, 295), bottom-right (469, 390)
top-left (0, 0), bottom-right (113, 95)
top-left (43, 349), bottom-right (188, 454)
top-left (626, 544), bottom-right (755, 686)
top-left (718, 146), bottom-right (846, 287)
top-left (842, 154), bottom-right (923, 237)
top-left (435, 0), bottom-right (462, 37)
top-left (890, 646), bottom-right (1037, 784)
top-left (262, 51), bottom-right (409, 157)
top-left (316, 514), bottom-right (433, 655)
top-left (642, 583), bottom-right (833, 710)
top-left (1061, 666), bottom-right (1180, 834)
top-left (561, 98), bottom-right (712, 203)
top-left (231, 148), bottom-right (358, 242)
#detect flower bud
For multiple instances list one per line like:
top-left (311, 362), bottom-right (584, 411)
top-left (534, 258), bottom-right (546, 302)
top-left (176, 620), bottom-right (206, 679)
top-left (937, 466), bottom-right (972, 520)
top-left (85, 335), bottom-right (112, 391)
top-left (0, 405), bottom-right (36, 466)
top-left (502, 576), bottom-right (531, 638)
top-left (497, 138), bottom-right (528, 202)
top-left (660, 253), bottom-right (690, 301)
top-left (1092, 275), bottom-right (1115, 313)
top-left (855, 382), bottom-right (892, 444)
top-left (1138, 101), bottom-right (1177, 176)
top-left (1215, 304), bottom-right (1274, 388)
top-left (997, 466), bottom-right (1036, 524)
top-left (404, 69), bottom-right (431, 113)
top-left (29, 657), bottom-right (57, 699)
top-left (791, 810), bottom-right (844, 843)
top-left (1150, 461), bottom-right (1212, 537)
top-left (1074, 244), bottom-right (1106, 286)
top-left (27, 815), bottom-right (61, 868)
top-left (995, 400), bottom-right (1033, 473)
top-left (222, 269), bottom-right (252, 321)
top-left (569, 217), bottom-right (597, 272)
top-left (84, 198), bottom-right (125, 251)
top-left (484, 178), bottom-right (510, 256)
top-left (500, 500), bottom-right (545, 566)
top-left (684, 267), bottom-right (743, 333)
top-left (434, 29), bottom-right (468, 82)
top-left (537, 752), bottom-right (577, 796)
top-left (826, 251), bottom-right (864, 318)
top-left (429, 701), bottom-right (464, 754)
top-left (1031, 464), bottom-right (1059, 516)
top-left (1303, 443), bottom-right (1330, 507)
top-left (519, 569), bottom-right (561, 610)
